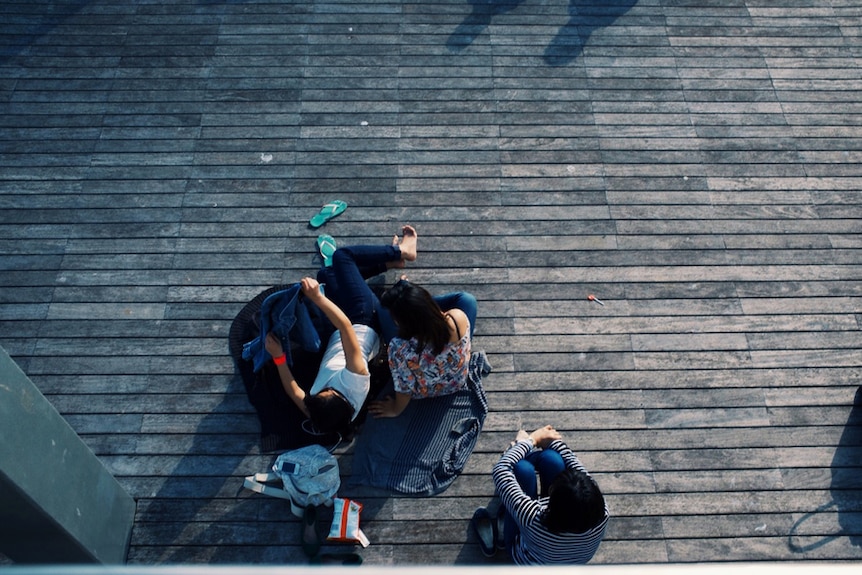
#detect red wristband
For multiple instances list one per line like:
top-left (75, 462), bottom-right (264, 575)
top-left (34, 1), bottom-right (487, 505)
top-left (273, 354), bottom-right (287, 366)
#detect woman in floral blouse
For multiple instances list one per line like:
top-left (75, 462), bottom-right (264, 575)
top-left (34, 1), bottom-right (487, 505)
top-left (367, 280), bottom-right (477, 418)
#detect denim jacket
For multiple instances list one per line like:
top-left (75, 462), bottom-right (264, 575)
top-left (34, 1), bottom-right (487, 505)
top-left (241, 283), bottom-right (323, 372)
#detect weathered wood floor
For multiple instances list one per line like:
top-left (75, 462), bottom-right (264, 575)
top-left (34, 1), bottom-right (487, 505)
top-left (2, 0), bottom-right (861, 566)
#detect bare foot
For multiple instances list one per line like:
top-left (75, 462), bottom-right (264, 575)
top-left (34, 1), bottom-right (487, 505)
top-left (398, 225), bottom-right (418, 262)
top-left (387, 234), bottom-right (405, 269)
top-left (387, 226), bottom-right (417, 269)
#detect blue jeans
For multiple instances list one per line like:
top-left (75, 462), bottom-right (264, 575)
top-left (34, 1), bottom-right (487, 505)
top-left (434, 292), bottom-right (478, 339)
top-left (241, 283), bottom-right (322, 372)
top-left (318, 246), bottom-right (479, 344)
top-left (316, 245), bottom-right (402, 332)
top-left (503, 448), bottom-right (566, 553)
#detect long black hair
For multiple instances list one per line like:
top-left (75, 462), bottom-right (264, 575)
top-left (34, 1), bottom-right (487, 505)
top-left (380, 279), bottom-right (450, 355)
top-left (304, 390), bottom-right (353, 435)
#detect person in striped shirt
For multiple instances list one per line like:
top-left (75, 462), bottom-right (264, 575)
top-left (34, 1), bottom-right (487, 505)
top-left (481, 424), bottom-right (609, 564)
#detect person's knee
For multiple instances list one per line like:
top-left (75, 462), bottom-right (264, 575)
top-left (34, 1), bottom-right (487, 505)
top-left (454, 292), bottom-right (478, 335)
top-left (331, 248), bottom-right (350, 266)
top-left (537, 448), bottom-right (565, 471)
top-left (535, 450), bottom-right (566, 494)
top-left (457, 292), bottom-right (478, 314)
top-left (514, 459), bottom-right (535, 475)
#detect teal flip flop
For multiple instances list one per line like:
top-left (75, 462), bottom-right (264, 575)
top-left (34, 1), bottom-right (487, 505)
top-left (309, 200), bottom-right (347, 228)
top-left (317, 234), bottom-right (337, 267)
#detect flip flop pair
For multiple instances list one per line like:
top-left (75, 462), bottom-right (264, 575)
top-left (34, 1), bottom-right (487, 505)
top-left (309, 200), bottom-right (347, 228)
top-left (317, 234), bottom-right (336, 267)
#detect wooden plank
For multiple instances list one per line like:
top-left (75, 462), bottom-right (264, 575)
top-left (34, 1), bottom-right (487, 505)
top-left (1, 0), bottom-right (861, 566)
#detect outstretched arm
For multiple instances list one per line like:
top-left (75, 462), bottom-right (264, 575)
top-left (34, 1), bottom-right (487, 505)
top-left (300, 277), bottom-right (368, 376)
top-left (265, 333), bottom-right (310, 417)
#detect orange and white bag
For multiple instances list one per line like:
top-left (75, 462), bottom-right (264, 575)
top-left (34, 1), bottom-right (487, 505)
top-left (327, 498), bottom-right (370, 547)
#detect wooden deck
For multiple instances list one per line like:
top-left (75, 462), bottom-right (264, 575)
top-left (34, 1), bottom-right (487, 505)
top-left (2, 0), bottom-right (861, 566)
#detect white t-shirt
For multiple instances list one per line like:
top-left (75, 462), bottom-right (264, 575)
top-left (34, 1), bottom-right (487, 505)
top-left (310, 324), bottom-right (379, 420)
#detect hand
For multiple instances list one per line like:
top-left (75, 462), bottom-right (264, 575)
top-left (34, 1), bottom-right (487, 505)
top-left (515, 429), bottom-right (530, 442)
top-left (529, 425), bottom-right (561, 449)
top-left (300, 277), bottom-right (323, 301)
top-left (368, 396), bottom-right (399, 418)
top-left (265, 332), bottom-right (284, 358)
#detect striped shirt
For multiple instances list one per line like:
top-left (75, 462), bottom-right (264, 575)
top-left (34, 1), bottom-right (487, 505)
top-left (492, 439), bottom-right (609, 565)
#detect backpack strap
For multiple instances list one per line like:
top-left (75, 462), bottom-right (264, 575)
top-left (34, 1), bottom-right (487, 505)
top-left (242, 472), bottom-right (292, 500)
top-left (242, 472), bottom-right (307, 518)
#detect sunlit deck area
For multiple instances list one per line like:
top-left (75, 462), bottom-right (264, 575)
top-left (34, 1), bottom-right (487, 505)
top-left (1, 0), bottom-right (861, 566)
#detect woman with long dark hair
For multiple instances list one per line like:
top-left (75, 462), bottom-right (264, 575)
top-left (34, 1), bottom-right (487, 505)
top-left (264, 226), bottom-right (418, 435)
top-left (367, 276), bottom-right (477, 418)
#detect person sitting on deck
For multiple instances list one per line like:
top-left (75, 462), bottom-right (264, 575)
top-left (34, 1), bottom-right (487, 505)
top-left (264, 226), bottom-right (418, 436)
top-left (472, 424), bottom-right (609, 564)
top-left (366, 279), bottom-right (477, 419)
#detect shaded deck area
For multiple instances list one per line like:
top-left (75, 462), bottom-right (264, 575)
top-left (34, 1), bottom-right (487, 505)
top-left (1, 0), bottom-right (861, 566)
